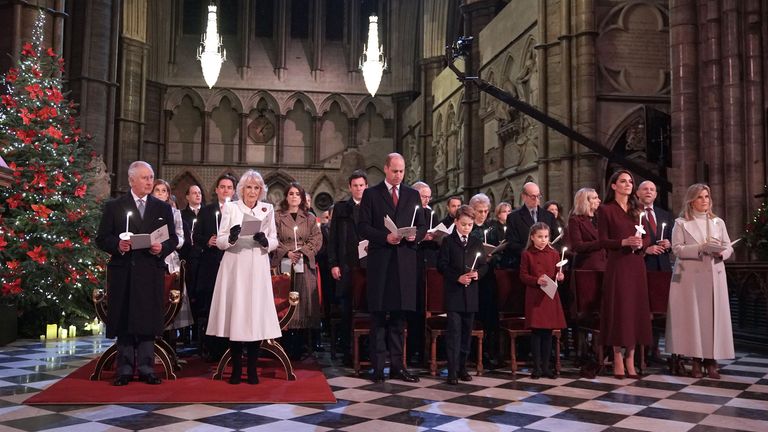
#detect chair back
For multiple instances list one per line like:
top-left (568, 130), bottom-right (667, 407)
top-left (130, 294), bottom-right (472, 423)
top-left (647, 271), bottom-right (672, 314)
top-left (495, 269), bottom-right (525, 317)
top-left (272, 273), bottom-right (292, 320)
top-left (351, 267), bottom-right (368, 313)
top-left (572, 270), bottom-right (603, 318)
top-left (425, 268), bottom-right (445, 316)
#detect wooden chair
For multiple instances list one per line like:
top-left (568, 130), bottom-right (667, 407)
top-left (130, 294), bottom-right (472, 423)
top-left (351, 268), bottom-right (407, 375)
top-left (571, 269), bottom-right (604, 377)
top-left (496, 269), bottom-right (561, 376)
top-left (212, 272), bottom-right (300, 381)
top-left (90, 263), bottom-right (186, 381)
top-left (424, 268), bottom-right (484, 376)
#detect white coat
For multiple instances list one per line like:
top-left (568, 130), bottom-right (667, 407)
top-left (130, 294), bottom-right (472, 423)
top-left (206, 200), bottom-right (282, 342)
top-left (665, 215), bottom-right (735, 360)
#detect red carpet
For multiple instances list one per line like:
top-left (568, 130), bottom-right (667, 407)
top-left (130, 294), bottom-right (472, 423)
top-left (25, 356), bottom-right (336, 405)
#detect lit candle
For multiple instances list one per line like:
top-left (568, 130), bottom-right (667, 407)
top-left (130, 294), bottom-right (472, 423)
top-left (293, 226), bottom-right (299, 251)
top-left (125, 211), bottom-right (132, 233)
top-left (60, 329), bottom-right (68, 339)
top-left (660, 222), bottom-right (667, 242)
top-left (638, 211), bottom-right (645, 227)
top-left (191, 218), bottom-right (197, 235)
top-left (561, 246), bottom-right (567, 264)
top-left (503, 225), bottom-right (507, 234)
top-left (57, 327), bottom-right (63, 339)
top-left (411, 205), bottom-right (419, 227)
top-left (470, 251), bottom-right (481, 271)
top-left (39, 335), bottom-right (45, 341)
top-left (484, 229), bottom-right (489, 244)
top-left (46, 324), bottom-right (57, 340)
top-left (429, 211), bottom-right (435, 228)
top-left (215, 211), bottom-right (220, 233)
top-left (68, 325), bottom-right (76, 338)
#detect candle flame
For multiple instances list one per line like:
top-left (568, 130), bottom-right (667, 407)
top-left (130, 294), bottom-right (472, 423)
top-left (127, 211), bottom-right (132, 217)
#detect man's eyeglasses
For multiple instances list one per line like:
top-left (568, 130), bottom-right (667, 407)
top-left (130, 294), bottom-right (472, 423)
top-left (525, 192), bottom-right (543, 200)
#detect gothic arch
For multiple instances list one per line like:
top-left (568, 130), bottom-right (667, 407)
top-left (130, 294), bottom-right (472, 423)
top-left (169, 170), bottom-right (206, 207)
top-left (600, 105), bottom-right (648, 184)
top-left (283, 92), bottom-right (318, 116)
top-left (501, 53), bottom-right (515, 82)
top-left (244, 90), bottom-right (280, 114)
top-left (165, 87), bottom-right (205, 112)
top-left (485, 188), bottom-right (496, 207)
top-left (354, 96), bottom-right (392, 119)
top-left (501, 181), bottom-right (516, 206)
top-left (206, 88), bottom-right (244, 113)
top-left (263, 170), bottom-right (295, 189)
top-left (318, 94), bottom-right (354, 117)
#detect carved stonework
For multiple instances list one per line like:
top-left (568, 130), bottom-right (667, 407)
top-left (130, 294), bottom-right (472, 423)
top-left (597, 2), bottom-right (670, 95)
top-left (87, 155), bottom-right (111, 201)
top-left (433, 134), bottom-right (446, 177)
top-left (625, 119), bottom-right (647, 152)
top-left (404, 134), bottom-right (421, 184)
top-left (485, 147), bottom-right (501, 172)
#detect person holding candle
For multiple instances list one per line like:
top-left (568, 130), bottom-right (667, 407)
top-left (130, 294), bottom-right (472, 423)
top-left (505, 182), bottom-right (557, 270)
top-left (490, 202), bottom-right (513, 268)
top-left (328, 170), bottom-right (369, 360)
top-left (96, 161), bottom-right (178, 386)
top-left (597, 170), bottom-right (652, 379)
top-left (543, 200), bottom-right (567, 236)
top-left (519, 222), bottom-right (567, 379)
top-left (272, 182), bottom-right (323, 359)
top-left (665, 184), bottom-right (734, 379)
top-left (193, 173), bottom-right (237, 361)
top-left (358, 153), bottom-right (426, 383)
top-left (636, 181), bottom-right (674, 272)
top-left (566, 188), bottom-right (606, 271)
top-left (437, 205), bottom-right (488, 384)
top-left (180, 184), bottom-right (204, 343)
top-left (411, 181), bottom-right (438, 365)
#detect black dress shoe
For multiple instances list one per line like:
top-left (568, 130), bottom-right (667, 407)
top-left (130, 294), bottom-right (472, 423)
top-left (390, 369), bottom-right (420, 383)
top-left (139, 374), bottom-right (162, 385)
top-left (446, 377), bottom-right (458, 385)
top-left (113, 375), bottom-right (131, 386)
top-left (458, 370), bottom-right (473, 382)
top-left (370, 371), bottom-right (385, 383)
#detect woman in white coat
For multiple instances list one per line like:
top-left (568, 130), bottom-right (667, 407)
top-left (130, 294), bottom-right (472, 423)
top-left (666, 183), bottom-right (734, 379)
top-left (207, 170), bottom-right (282, 384)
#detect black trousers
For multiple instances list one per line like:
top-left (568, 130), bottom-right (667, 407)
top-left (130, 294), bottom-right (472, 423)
top-left (370, 310), bottom-right (406, 373)
top-left (116, 335), bottom-right (155, 377)
top-left (446, 311), bottom-right (473, 377)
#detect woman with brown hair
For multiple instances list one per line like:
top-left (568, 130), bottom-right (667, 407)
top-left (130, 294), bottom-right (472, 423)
top-left (271, 182), bottom-right (323, 358)
top-left (665, 184), bottom-right (734, 379)
top-left (597, 170), bottom-right (652, 378)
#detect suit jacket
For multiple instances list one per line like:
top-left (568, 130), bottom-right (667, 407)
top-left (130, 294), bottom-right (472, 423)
top-left (358, 181), bottom-right (427, 312)
top-left (504, 205), bottom-right (556, 269)
top-left (193, 202), bottom-right (226, 299)
top-left (418, 206), bottom-right (440, 268)
top-left (179, 206), bottom-right (203, 262)
top-left (328, 198), bottom-right (363, 271)
top-left (437, 231), bottom-right (488, 312)
top-left (96, 193), bottom-right (178, 338)
top-left (643, 205), bottom-right (674, 272)
top-left (566, 214), bottom-right (607, 271)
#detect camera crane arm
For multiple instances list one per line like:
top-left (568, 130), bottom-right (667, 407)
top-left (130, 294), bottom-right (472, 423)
top-left (445, 38), bottom-right (672, 191)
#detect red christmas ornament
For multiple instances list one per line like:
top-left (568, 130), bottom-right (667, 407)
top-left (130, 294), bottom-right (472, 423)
top-left (1, 279), bottom-right (22, 296)
top-left (25, 84), bottom-right (43, 100)
top-left (26, 246), bottom-right (47, 264)
top-left (45, 88), bottom-right (63, 104)
top-left (0, 235), bottom-right (6, 251)
top-left (31, 204), bottom-right (52, 219)
top-left (74, 184), bottom-right (87, 198)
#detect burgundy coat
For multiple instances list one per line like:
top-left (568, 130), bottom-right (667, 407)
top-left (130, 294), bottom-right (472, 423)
top-left (597, 201), bottom-right (652, 346)
top-left (519, 245), bottom-right (566, 329)
top-left (566, 215), bottom-right (607, 271)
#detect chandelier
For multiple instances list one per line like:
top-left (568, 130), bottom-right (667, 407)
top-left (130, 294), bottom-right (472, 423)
top-left (360, 15), bottom-right (386, 97)
top-left (197, 3), bottom-right (226, 88)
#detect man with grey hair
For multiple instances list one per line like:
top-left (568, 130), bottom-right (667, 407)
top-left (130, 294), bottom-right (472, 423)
top-left (504, 181), bottom-right (556, 269)
top-left (96, 161), bottom-right (178, 386)
top-left (410, 181), bottom-right (437, 365)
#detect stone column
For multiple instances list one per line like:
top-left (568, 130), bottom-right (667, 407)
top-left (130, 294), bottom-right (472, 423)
top-left (276, 114), bottom-right (286, 163)
top-left (420, 56), bottom-right (443, 189)
top-left (669, 0), bottom-right (699, 208)
top-left (275, 0), bottom-right (288, 79)
top-left (744, 0), bottom-right (765, 211)
top-left (162, 110), bottom-right (172, 161)
top-left (700, 2), bottom-right (724, 205)
top-left (345, 0), bottom-right (360, 72)
top-left (391, 91), bottom-right (418, 154)
top-left (239, 113), bottom-right (248, 163)
top-left (348, 117), bottom-right (358, 148)
top-left (312, 0), bottom-right (325, 73)
top-left (572, 0), bottom-right (598, 208)
top-left (313, 115), bottom-right (322, 165)
top-left (201, 111), bottom-right (211, 163)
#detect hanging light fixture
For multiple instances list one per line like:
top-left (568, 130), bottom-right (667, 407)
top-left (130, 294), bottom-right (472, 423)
top-left (360, 15), bottom-right (386, 97)
top-left (197, 3), bottom-right (226, 88)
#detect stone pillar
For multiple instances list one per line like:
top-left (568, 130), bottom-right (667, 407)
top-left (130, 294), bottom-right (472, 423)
top-left (113, 0), bottom-right (148, 192)
top-left (700, 2), bottom-right (724, 205)
top-left (345, 0), bottom-right (360, 72)
top-left (201, 111), bottom-right (211, 163)
top-left (313, 115), bottom-right (322, 165)
top-left (239, 113), bottom-right (248, 163)
top-left (348, 117), bottom-right (358, 148)
top-left (744, 0), bottom-right (765, 211)
top-left (275, 0), bottom-right (288, 79)
top-left (391, 91), bottom-right (418, 154)
top-left (572, 0), bottom-right (598, 207)
top-left (536, 0), bottom-right (549, 200)
top-left (276, 114), bottom-right (286, 163)
top-left (239, 0), bottom-right (252, 71)
top-left (312, 0), bottom-right (325, 73)
top-left (421, 56), bottom-right (443, 189)
top-left (162, 110), bottom-right (172, 161)
top-left (669, 0), bottom-right (699, 208)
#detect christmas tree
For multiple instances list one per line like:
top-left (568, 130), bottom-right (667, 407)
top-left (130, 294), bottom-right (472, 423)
top-left (0, 10), bottom-right (107, 335)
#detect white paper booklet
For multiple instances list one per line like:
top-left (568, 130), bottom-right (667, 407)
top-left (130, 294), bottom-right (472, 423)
top-left (240, 213), bottom-right (263, 236)
top-left (384, 215), bottom-right (417, 237)
top-left (540, 275), bottom-right (558, 299)
top-left (428, 223), bottom-right (454, 241)
top-left (358, 240), bottom-right (369, 259)
top-left (150, 225), bottom-right (170, 244)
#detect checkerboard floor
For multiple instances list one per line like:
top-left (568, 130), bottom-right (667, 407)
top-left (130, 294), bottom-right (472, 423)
top-left (0, 336), bottom-right (766, 431)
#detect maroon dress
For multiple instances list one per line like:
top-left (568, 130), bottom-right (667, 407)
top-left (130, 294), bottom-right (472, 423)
top-left (566, 215), bottom-right (607, 271)
top-left (597, 201), bottom-right (652, 346)
top-left (519, 246), bottom-right (567, 329)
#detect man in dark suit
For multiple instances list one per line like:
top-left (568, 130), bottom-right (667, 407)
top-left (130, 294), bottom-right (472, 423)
top-left (504, 182), bottom-right (556, 269)
top-left (96, 161), bottom-right (178, 386)
top-left (636, 181), bottom-right (673, 272)
top-left (179, 185), bottom-right (204, 342)
top-left (192, 173), bottom-right (236, 360)
top-left (358, 153), bottom-right (427, 383)
top-left (328, 170), bottom-right (368, 359)
top-left (439, 195), bottom-right (463, 228)
top-left (410, 181), bottom-right (438, 365)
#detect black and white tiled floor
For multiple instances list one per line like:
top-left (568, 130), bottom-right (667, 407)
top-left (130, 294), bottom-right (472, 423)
top-left (0, 336), bottom-right (767, 431)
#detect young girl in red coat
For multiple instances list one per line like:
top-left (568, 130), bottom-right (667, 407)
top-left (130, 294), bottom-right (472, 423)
top-left (519, 222), bottom-right (566, 379)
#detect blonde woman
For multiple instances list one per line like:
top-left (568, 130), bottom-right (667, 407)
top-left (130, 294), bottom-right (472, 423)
top-left (665, 184), bottom-right (734, 379)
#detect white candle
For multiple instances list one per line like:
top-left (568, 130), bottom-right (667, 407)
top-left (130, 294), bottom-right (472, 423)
top-left (293, 226), bottom-right (299, 251)
top-left (639, 211), bottom-right (645, 227)
top-left (561, 246), bottom-right (567, 263)
top-left (125, 211), bottom-right (132, 233)
top-left (660, 222), bottom-right (666, 242)
top-left (215, 211), bottom-right (220, 233)
top-left (484, 229), bottom-right (489, 244)
top-left (411, 205), bottom-right (419, 227)
top-left (429, 211), bottom-right (434, 228)
top-left (470, 251), bottom-right (481, 271)
top-left (503, 225), bottom-right (507, 234)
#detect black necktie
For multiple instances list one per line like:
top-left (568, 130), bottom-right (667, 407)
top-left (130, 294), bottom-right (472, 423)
top-left (461, 235), bottom-right (468, 246)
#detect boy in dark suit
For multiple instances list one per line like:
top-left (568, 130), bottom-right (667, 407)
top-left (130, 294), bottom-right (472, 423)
top-left (437, 205), bottom-right (488, 384)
